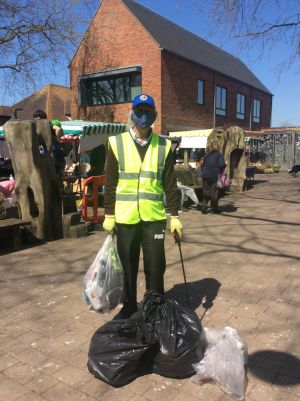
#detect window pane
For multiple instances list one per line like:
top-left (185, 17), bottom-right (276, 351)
top-left (216, 108), bottom-right (226, 116)
top-left (92, 81), bottom-right (97, 105)
top-left (80, 72), bottom-right (141, 106)
top-left (115, 77), bottom-right (130, 102)
top-left (130, 73), bottom-right (142, 100)
top-left (198, 80), bottom-right (204, 104)
top-left (97, 80), bottom-right (114, 104)
top-left (221, 88), bottom-right (226, 110)
top-left (237, 94), bottom-right (245, 119)
top-left (253, 99), bottom-right (261, 122)
top-left (216, 86), bottom-right (226, 116)
top-left (257, 100), bottom-right (260, 115)
top-left (216, 86), bottom-right (221, 108)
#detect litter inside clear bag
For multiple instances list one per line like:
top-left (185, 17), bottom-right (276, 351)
top-left (83, 235), bottom-right (124, 313)
top-left (192, 326), bottom-right (248, 401)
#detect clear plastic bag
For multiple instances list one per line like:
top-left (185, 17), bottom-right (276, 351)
top-left (83, 235), bottom-right (124, 313)
top-left (192, 326), bottom-right (248, 401)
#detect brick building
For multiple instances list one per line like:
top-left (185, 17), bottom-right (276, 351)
top-left (0, 106), bottom-right (13, 126)
top-left (70, 0), bottom-right (272, 134)
top-left (13, 84), bottom-right (71, 122)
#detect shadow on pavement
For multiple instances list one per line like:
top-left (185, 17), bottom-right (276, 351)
top-left (220, 212), bottom-right (300, 226)
top-left (165, 278), bottom-right (221, 311)
top-left (220, 203), bottom-right (238, 213)
top-left (248, 350), bottom-right (300, 385)
top-left (0, 232), bottom-right (44, 256)
top-left (240, 193), bottom-right (300, 205)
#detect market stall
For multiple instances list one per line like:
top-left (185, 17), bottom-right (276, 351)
top-left (168, 129), bottom-right (213, 206)
top-left (1, 120), bottom-right (128, 234)
top-left (169, 129), bottom-right (213, 168)
top-left (0, 120), bottom-right (127, 156)
top-left (1, 120), bottom-right (128, 215)
top-left (59, 120), bottom-right (127, 153)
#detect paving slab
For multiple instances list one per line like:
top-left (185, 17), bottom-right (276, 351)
top-left (0, 172), bottom-right (299, 401)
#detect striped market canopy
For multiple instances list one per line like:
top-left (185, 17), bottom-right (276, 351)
top-left (60, 120), bottom-right (127, 136)
top-left (0, 121), bottom-right (128, 153)
top-left (0, 120), bottom-right (127, 137)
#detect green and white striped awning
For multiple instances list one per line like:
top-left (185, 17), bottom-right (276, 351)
top-left (0, 121), bottom-right (127, 137)
top-left (0, 121), bottom-right (128, 152)
top-left (60, 120), bottom-right (127, 136)
top-left (60, 121), bottom-right (128, 152)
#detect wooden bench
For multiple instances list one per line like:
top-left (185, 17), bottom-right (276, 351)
top-left (0, 218), bottom-right (31, 251)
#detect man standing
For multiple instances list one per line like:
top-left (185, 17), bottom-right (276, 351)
top-left (200, 141), bottom-right (226, 214)
top-left (103, 94), bottom-right (182, 319)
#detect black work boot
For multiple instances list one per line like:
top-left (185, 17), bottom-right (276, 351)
top-left (201, 205), bottom-right (208, 214)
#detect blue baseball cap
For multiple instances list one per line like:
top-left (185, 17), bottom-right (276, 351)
top-left (132, 93), bottom-right (155, 109)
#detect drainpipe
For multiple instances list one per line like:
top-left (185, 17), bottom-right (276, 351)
top-left (249, 87), bottom-right (252, 131)
top-left (213, 72), bottom-right (216, 128)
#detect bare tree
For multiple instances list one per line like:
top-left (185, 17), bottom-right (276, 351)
top-left (0, 0), bottom-right (99, 101)
top-left (180, 0), bottom-right (300, 71)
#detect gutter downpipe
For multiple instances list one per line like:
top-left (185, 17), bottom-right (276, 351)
top-left (213, 72), bottom-right (216, 128)
top-left (249, 87), bottom-right (252, 131)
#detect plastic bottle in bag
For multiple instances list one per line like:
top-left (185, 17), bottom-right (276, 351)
top-left (83, 235), bottom-right (124, 313)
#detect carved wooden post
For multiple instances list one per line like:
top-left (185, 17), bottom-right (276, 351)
top-left (207, 126), bottom-right (246, 192)
top-left (4, 119), bottom-right (63, 241)
top-left (225, 126), bottom-right (246, 193)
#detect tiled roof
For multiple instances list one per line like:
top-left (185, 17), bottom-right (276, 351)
top-left (13, 84), bottom-right (71, 121)
top-left (122, 0), bottom-right (271, 94)
top-left (0, 106), bottom-right (13, 117)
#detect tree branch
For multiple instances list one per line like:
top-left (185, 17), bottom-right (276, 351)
top-left (240, 21), bottom-right (300, 37)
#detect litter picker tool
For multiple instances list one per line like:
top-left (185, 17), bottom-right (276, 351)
top-left (174, 231), bottom-right (191, 308)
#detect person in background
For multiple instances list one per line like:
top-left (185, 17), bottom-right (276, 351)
top-left (50, 120), bottom-right (66, 176)
top-left (50, 119), bottom-right (64, 138)
top-left (190, 148), bottom-right (197, 160)
top-left (200, 141), bottom-right (226, 214)
top-left (33, 109), bottom-right (48, 120)
top-left (103, 93), bottom-right (182, 319)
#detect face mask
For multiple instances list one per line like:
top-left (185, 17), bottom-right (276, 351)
top-left (131, 109), bottom-right (157, 128)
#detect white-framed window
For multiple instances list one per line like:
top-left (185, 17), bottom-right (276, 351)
top-left (216, 85), bottom-right (227, 116)
top-left (197, 80), bottom-right (204, 105)
top-left (236, 93), bottom-right (245, 120)
top-left (253, 99), bottom-right (261, 123)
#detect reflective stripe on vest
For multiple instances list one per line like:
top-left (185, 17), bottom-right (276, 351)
top-left (109, 131), bottom-right (171, 224)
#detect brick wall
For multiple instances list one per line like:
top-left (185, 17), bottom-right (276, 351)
top-left (161, 51), bottom-right (272, 133)
top-left (69, 0), bottom-right (162, 130)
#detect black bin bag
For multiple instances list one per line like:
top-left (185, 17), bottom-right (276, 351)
top-left (87, 319), bottom-right (154, 387)
top-left (140, 291), bottom-right (206, 379)
top-left (87, 290), bottom-right (206, 386)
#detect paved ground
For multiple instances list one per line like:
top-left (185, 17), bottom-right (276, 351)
top-left (0, 172), bottom-right (299, 401)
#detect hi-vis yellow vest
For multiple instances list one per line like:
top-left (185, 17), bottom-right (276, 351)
top-left (109, 131), bottom-right (171, 224)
